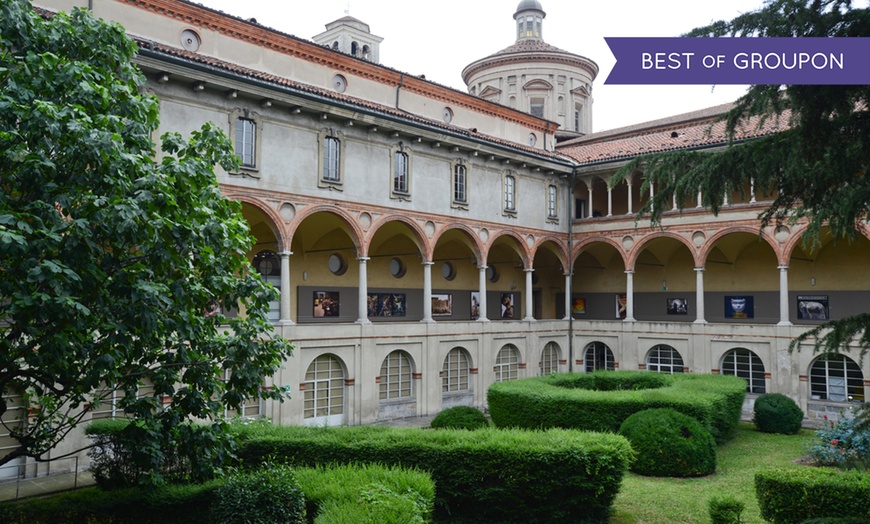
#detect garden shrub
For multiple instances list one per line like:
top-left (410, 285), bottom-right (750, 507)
top-left (294, 464), bottom-right (434, 524)
top-left (618, 408), bottom-right (716, 477)
top-left (709, 495), bottom-right (745, 524)
top-left (808, 410), bottom-right (870, 470)
top-left (487, 371), bottom-right (746, 443)
top-left (232, 424), bottom-right (634, 523)
top-left (753, 393), bottom-right (804, 434)
top-left (430, 406), bottom-right (487, 430)
top-left (86, 418), bottom-right (232, 488)
top-left (755, 467), bottom-right (870, 523)
top-left (211, 464), bottom-right (305, 524)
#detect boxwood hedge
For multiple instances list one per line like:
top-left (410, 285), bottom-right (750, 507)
top-left (0, 464), bottom-right (434, 524)
top-left (487, 371), bottom-right (747, 443)
top-left (755, 467), bottom-right (870, 523)
top-left (231, 424), bottom-right (634, 523)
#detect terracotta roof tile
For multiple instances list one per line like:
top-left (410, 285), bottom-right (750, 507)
top-left (557, 104), bottom-right (788, 165)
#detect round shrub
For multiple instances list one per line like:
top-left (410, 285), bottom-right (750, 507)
top-left (430, 406), bottom-right (488, 430)
top-left (753, 393), bottom-right (804, 434)
top-left (618, 408), bottom-right (716, 477)
top-left (212, 464), bottom-right (305, 524)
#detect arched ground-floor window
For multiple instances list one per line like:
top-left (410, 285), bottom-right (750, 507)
top-left (646, 344), bottom-right (684, 374)
top-left (303, 354), bottom-right (345, 426)
top-left (721, 348), bottom-right (766, 394)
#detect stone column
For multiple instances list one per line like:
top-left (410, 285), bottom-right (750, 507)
top-left (278, 251), bottom-right (293, 325)
top-left (694, 267), bottom-right (707, 324)
top-left (697, 190), bottom-right (703, 208)
top-left (624, 270), bottom-right (636, 322)
top-left (627, 183), bottom-right (634, 215)
top-left (587, 185), bottom-right (594, 219)
top-left (523, 268), bottom-right (535, 321)
top-left (421, 261), bottom-right (434, 323)
top-left (778, 265), bottom-right (792, 326)
top-left (607, 186), bottom-right (613, 217)
top-left (356, 257), bottom-right (371, 325)
top-left (563, 273), bottom-right (572, 320)
top-left (477, 265), bottom-right (489, 322)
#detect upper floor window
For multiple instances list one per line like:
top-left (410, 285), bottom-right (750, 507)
top-left (318, 129), bottom-right (345, 189)
top-left (547, 184), bottom-right (558, 220)
top-left (390, 144), bottom-right (412, 200)
top-left (530, 98), bottom-right (545, 118)
top-left (230, 109), bottom-right (261, 173)
top-left (503, 172), bottom-right (517, 215)
top-left (236, 118), bottom-right (256, 168)
top-left (574, 105), bottom-right (582, 132)
top-left (451, 160), bottom-right (468, 209)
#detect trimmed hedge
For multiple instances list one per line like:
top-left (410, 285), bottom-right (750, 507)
top-left (755, 467), bottom-right (870, 524)
top-left (487, 371), bottom-right (747, 443)
top-left (753, 393), bottom-right (804, 434)
top-left (618, 408), bottom-right (716, 477)
top-left (430, 406), bottom-right (488, 430)
top-left (231, 424), bottom-right (634, 523)
top-left (0, 464), bottom-right (434, 524)
top-left (296, 464), bottom-right (434, 524)
top-left (212, 464), bottom-right (305, 524)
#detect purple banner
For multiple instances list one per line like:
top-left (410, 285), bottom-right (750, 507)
top-left (605, 37), bottom-right (870, 85)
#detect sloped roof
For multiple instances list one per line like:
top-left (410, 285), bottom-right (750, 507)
top-left (557, 103), bottom-right (788, 166)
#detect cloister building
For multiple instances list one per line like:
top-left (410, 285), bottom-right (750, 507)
top-left (10, 0), bottom-right (869, 474)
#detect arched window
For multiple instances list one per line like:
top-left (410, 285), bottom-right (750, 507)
top-left (351, 41), bottom-right (358, 56)
top-left (584, 342), bottom-right (615, 372)
top-left (495, 344), bottom-right (520, 382)
top-left (303, 354), bottom-right (345, 426)
top-left (379, 351), bottom-right (413, 401)
top-left (810, 354), bottom-right (865, 402)
top-left (721, 348), bottom-right (766, 394)
top-left (539, 342), bottom-right (560, 375)
top-left (646, 344), bottom-right (684, 374)
top-left (362, 45), bottom-right (371, 60)
top-left (442, 347), bottom-right (470, 393)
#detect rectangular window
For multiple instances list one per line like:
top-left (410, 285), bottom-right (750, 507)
top-left (504, 175), bottom-right (516, 211)
top-left (548, 185), bottom-right (557, 218)
top-left (574, 108), bottom-right (581, 132)
top-left (323, 137), bottom-right (340, 181)
top-left (393, 151), bottom-right (409, 194)
top-left (530, 98), bottom-right (545, 119)
top-left (235, 118), bottom-right (256, 167)
top-left (454, 164), bottom-right (467, 203)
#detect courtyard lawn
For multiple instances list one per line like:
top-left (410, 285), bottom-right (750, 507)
top-left (611, 422), bottom-right (814, 524)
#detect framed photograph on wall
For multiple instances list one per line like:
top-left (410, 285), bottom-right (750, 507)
top-left (500, 293), bottom-right (514, 319)
top-left (615, 293), bottom-right (627, 319)
top-left (313, 291), bottom-right (340, 317)
top-left (470, 291), bottom-right (480, 320)
top-left (724, 295), bottom-right (754, 319)
top-left (373, 293), bottom-right (406, 317)
top-left (432, 294), bottom-right (453, 316)
top-left (667, 298), bottom-right (688, 315)
top-left (571, 296), bottom-right (586, 316)
top-left (797, 295), bottom-right (829, 320)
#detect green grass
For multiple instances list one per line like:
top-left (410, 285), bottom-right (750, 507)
top-left (611, 422), bottom-right (813, 524)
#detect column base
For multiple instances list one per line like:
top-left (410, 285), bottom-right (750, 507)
top-left (523, 316), bottom-right (536, 322)
top-left (623, 318), bottom-right (636, 323)
top-left (777, 321), bottom-right (793, 327)
top-left (420, 318), bottom-right (435, 324)
top-left (277, 320), bottom-right (295, 326)
top-left (476, 317), bottom-right (490, 322)
top-left (693, 319), bottom-right (708, 324)
top-left (355, 319), bottom-right (372, 325)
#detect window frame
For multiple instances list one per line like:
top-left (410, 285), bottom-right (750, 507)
top-left (809, 354), bottom-right (864, 402)
top-left (229, 109), bottom-right (262, 174)
top-left (646, 344), bottom-right (685, 374)
top-left (584, 342), bottom-right (615, 372)
top-left (503, 171), bottom-right (517, 216)
top-left (721, 348), bottom-right (766, 394)
top-left (451, 159), bottom-right (469, 209)
top-left (547, 183), bottom-right (558, 222)
top-left (494, 344), bottom-right (521, 382)
top-left (390, 143), bottom-right (412, 200)
top-left (318, 128), bottom-right (346, 190)
top-left (379, 350), bottom-right (414, 401)
top-left (442, 347), bottom-right (470, 393)
top-left (539, 342), bottom-right (561, 376)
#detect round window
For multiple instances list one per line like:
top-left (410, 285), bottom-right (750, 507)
top-left (390, 257), bottom-right (406, 278)
top-left (180, 29), bottom-right (201, 52)
top-left (328, 253), bottom-right (347, 276)
top-left (487, 265), bottom-right (499, 283)
top-left (441, 261), bottom-right (456, 281)
top-left (332, 74), bottom-right (347, 93)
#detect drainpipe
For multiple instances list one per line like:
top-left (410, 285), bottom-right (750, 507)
top-left (566, 166), bottom-right (577, 372)
top-left (88, 0), bottom-right (93, 9)
top-left (395, 73), bottom-right (404, 109)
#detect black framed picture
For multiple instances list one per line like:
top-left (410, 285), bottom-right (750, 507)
top-left (667, 298), bottom-right (688, 315)
top-left (369, 293), bottom-right (406, 317)
top-left (797, 295), bottom-right (829, 320)
top-left (724, 296), bottom-right (753, 319)
top-left (313, 291), bottom-right (340, 317)
top-left (432, 294), bottom-right (452, 316)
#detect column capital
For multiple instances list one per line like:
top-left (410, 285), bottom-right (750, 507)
top-left (422, 260), bottom-right (434, 267)
top-left (277, 250), bottom-right (292, 257)
top-left (478, 264), bottom-right (488, 270)
top-left (694, 267), bottom-right (705, 273)
top-left (777, 265), bottom-right (789, 270)
top-left (524, 268), bottom-right (535, 273)
top-left (624, 269), bottom-right (635, 275)
top-left (357, 256), bottom-right (370, 262)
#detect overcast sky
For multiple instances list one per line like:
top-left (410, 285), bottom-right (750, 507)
top-left (192, 0), bottom-right (851, 132)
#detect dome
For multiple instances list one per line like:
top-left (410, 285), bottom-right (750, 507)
top-left (515, 0), bottom-right (544, 14)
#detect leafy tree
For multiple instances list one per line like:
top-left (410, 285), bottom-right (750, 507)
top-left (0, 0), bottom-right (293, 481)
